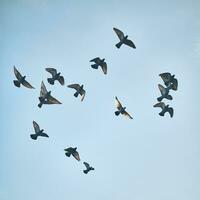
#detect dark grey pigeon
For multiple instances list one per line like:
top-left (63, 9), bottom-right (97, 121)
top-left (153, 102), bottom-right (174, 118)
top-left (13, 66), bottom-right (35, 89)
top-left (46, 68), bottom-right (65, 85)
top-left (113, 28), bottom-right (136, 49)
top-left (157, 84), bottom-right (173, 102)
top-left (90, 57), bottom-right (107, 75)
top-left (115, 96), bottom-right (133, 119)
top-left (159, 72), bottom-right (178, 91)
top-left (68, 84), bottom-right (86, 101)
top-left (38, 81), bottom-right (62, 108)
top-left (30, 121), bottom-right (49, 140)
top-left (64, 147), bottom-right (80, 161)
top-left (83, 162), bottom-right (94, 174)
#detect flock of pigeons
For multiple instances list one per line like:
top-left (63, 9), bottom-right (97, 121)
top-left (13, 27), bottom-right (178, 174)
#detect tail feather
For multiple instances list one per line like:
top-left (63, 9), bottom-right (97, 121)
top-left (91, 64), bottom-right (99, 69)
top-left (116, 42), bottom-right (123, 48)
top-left (166, 95), bottom-right (173, 100)
top-left (30, 134), bottom-right (38, 140)
top-left (47, 78), bottom-right (54, 85)
top-left (157, 96), bottom-right (163, 102)
top-left (83, 170), bottom-right (88, 174)
top-left (115, 111), bottom-right (120, 116)
top-left (13, 80), bottom-right (20, 87)
top-left (74, 92), bottom-right (79, 97)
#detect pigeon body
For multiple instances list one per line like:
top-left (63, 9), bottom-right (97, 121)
top-left (159, 72), bottom-right (178, 91)
top-left (90, 57), bottom-right (107, 74)
top-left (68, 84), bottom-right (86, 101)
top-left (64, 147), bottom-right (80, 161)
top-left (153, 102), bottom-right (174, 117)
top-left (157, 84), bottom-right (173, 102)
top-left (46, 68), bottom-right (65, 85)
top-left (83, 162), bottom-right (94, 174)
top-left (113, 28), bottom-right (136, 49)
top-left (115, 96), bottom-right (133, 119)
top-left (30, 121), bottom-right (49, 140)
top-left (13, 66), bottom-right (35, 89)
top-left (38, 81), bottom-right (62, 108)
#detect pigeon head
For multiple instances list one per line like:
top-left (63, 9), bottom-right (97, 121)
top-left (47, 91), bottom-right (51, 95)
top-left (125, 35), bottom-right (128, 39)
top-left (123, 107), bottom-right (126, 110)
top-left (57, 72), bottom-right (61, 76)
top-left (41, 129), bottom-right (44, 132)
top-left (80, 85), bottom-right (84, 89)
top-left (102, 58), bottom-right (105, 62)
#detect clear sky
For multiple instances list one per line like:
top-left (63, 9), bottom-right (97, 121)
top-left (1, 0), bottom-right (200, 199)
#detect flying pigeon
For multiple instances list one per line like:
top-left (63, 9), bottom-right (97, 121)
top-left (157, 84), bottom-right (173, 102)
top-left (83, 162), bottom-right (94, 174)
top-left (38, 81), bottom-right (62, 108)
top-left (153, 102), bottom-right (174, 117)
top-left (159, 72), bottom-right (178, 91)
top-left (30, 121), bottom-right (49, 140)
top-left (113, 28), bottom-right (136, 49)
top-left (45, 68), bottom-right (65, 85)
top-left (13, 66), bottom-right (35, 89)
top-left (90, 57), bottom-right (107, 75)
top-left (68, 84), bottom-right (86, 101)
top-left (64, 147), bottom-right (80, 161)
top-left (115, 96), bottom-right (133, 119)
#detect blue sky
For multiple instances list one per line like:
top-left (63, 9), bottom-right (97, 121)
top-left (1, 0), bottom-right (200, 199)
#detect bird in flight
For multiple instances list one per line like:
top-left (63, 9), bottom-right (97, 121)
top-left (83, 162), bottom-right (95, 174)
top-left (64, 147), bottom-right (80, 161)
top-left (68, 84), bottom-right (86, 101)
top-left (153, 102), bottom-right (174, 117)
top-left (30, 121), bottom-right (49, 140)
top-left (90, 57), bottom-right (107, 75)
top-left (115, 96), bottom-right (133, 119)
top-left (45, 68), bottom-right (65, 85)
top-left (113, 28), bottom-right (136, 49)
top-left (157, 84), bottom-right (173, 102)
top-left (159, 72), bottom-right (178, 91)
top-left (13, 66), bottom-right (35, 89)
top-left (38, 81), bottom-right (62, 108)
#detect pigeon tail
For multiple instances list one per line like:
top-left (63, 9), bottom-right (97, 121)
top-left (159, 112), bottom-right (164, 116)
top-left (116, 41), bottom-right (123, 48)
top-left (38, 102), bottom-right (43, 108)
top-left (157, 96), bottom-right (163, 102)
top-left (91, 64), bottom-right (99, 69)
top-left (166, 95), bottom-right (173, 100)
top-left (30, 134), bottom-right (38, 140)
top-left (13, 80), bottom-right (20, 87)
top-left (74, 92), bottom-right (79, 97)
top-left (115, 111), bottom-right (120, 116)
top-left (83, 170), bottom-right (88, 174)
top-left (47, 78), bottom-right (54, 85)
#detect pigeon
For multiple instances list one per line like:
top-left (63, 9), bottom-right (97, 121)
top-left (13, 66), bottom-right (35, 89)
top-left (68, 84), bottom-right (86, 101)
top-left (83, 162), bottom-right (94, 174)
top-left (30, 121), bottom-right (49, 140)
top-left (45, 68), bottom-right (65, 85)
top-left (115, 96), bottom-right (133, 119)
top-left (90, 57), bottom-right (107, 75)
top-left (64, 147), bottom-right (80, 161)
top-left (157, 84), bottom-right (173, 102)
top-left (153, 102), bottom-right (174, 117)
top-left (159, 72), bottom-right (178, 91)
top-left (113, 27), bottom-right (136, 49)
top-left (38, 81), bottom-right (62, 108)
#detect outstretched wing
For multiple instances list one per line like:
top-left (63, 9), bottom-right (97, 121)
top-left (159, 73), bottom-right (171, 83)
top-left (58, 76), bottom-right (65, 85)
top-left (158, 84), bottom-right (166, 96)
top-left (14, 66), bottom-right (23, 80)
top-left (72, 151), bottom-right (80, 161)
top-left (124, 39), bottom-right (136, 49)
top-left (115, 96), bottom-right (123, 110)
top-left (22, 79), bottom-right (35, 89)
top-left (171, 78), bottom-right (178, 91)
top-left (40, 132), bottom-right (49, 138)
top-left (67, 84), bottom-right (80, 91)
top-left (45, 68), bottom-right (57, 76)
top-left (40, 81), bottom-right (48, 97)
top-left (90, 57), bottom-right (101, 63)
top-left (100, 62), bottom-right (107, 74)
top-left (123, 111), bottom-right (133, 119)
top-left (167, 107), bottom-right (174, 118)
top-left (46, 95), bottom-right (62, 104)
top-left (153, 102), bottom-right (165, 109)
top-left (113, 28), bottom-right (125, 41)
top-left (83, 162), bottom-right (90, 169)
top-left (33, 121), bottom-right (40, 133)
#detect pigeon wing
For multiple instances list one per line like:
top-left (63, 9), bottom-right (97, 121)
top-left (33, 121), bottom-right (40, 133)
top-left (22, 79), bottom-right (35, 89)
top-left (90, 57), bottom-right (101, 63)
top-left (80, 90), bottom-right (86, 101)
top-left (45, 68), bottom-right (57, 76)
top-left (158, 84), bottom-right (166, 96)
top-left (115, 96), bottom-right (123, 110)
top-left (113, 28), bottom-right (125, 41)
top-left (124, 39), bottom-right (136, 49)
top-left (58, 76), bottom-right (65, 85)
top-left (67, 84), bottom-right (80, 91)
top-left (83, 162), bottom-right (90, 169)
top-left (153, 102), bottom-right (165, 109)
top-left (40, 132), bottom-right (49, 138)
top-left (72, 151), bottom-right (80, 161)
top-left (159, 73), bottom-right (171, 83)
top-left (46, 95), bottom-right (62, 104)
top-left (100, 62), bottom-right (107, 74)
top-left (40, 81), bottom-right (48, 97)
top-left (123, 111), bottom-right (133, 119)
top-left (167, 107), bottom-right (174, 118)
top-left (171, 78), bottom-right (178, 91)
top-left (14, 66), bottom-right (23, 80)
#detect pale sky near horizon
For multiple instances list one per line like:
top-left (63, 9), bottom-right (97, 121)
top-left (1, 0), bottom-right (200, 200)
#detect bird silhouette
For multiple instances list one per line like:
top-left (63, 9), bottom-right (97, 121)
top-left (159, 72), bottom-right (178, 91)
top-left (83, 162), bottom-right (94, 174)
top-left (153, 102), bottom-right (174, 117)
top-left (115, 96), bottom-right (133, 119)
top-left (13, 66), bottom-right (35, 89)
top-left (38, 81), bottom-right (62, 108)
top-left (68, 84), bottom-right (86, 101)
top-left (90, 57), bottom-right (107, 74)
top-left (113, 28), bottom-right (136, 49)
top-left (30, 121), bottom-right (49, 140)
top-left (46, 68), bottom-right (65, 85)
top-left (64, 147), bottom-right (80, 161)
top-left (157, 84), bottom-right (173, 102)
